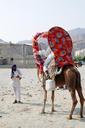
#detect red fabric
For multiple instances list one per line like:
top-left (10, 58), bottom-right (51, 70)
top-left (32, 33), bottom-right (44, 74)
top-left (48, 26), bottom-right (74, 67)
top-left (32, 32), bottom-right (49, 74)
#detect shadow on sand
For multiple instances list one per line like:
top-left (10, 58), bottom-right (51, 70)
top-left (22, 101), bottom-right (85, 121)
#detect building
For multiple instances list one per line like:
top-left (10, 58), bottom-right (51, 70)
top-left (0, 43), bottom-right (35, 68)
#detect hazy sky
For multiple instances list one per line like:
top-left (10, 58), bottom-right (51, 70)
top-left (0, 0), bottom-right (85, 42)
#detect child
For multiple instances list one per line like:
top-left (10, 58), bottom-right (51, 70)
top-left (11, 64), bottom-right (22, 104)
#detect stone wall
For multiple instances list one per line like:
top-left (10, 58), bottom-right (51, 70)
top-left (0, 43), bottom-right (36, 68)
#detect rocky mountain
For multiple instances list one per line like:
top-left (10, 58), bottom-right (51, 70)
top-left (68, 28), bottom-right (85, 51)
top-left (68, 28), bottom-right (85, 42)
top-left (0, 39), bottom-right (8, 44)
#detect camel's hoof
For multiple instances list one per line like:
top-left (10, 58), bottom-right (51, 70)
top-left (51, 110), bottom-right (57, 112)
top-left (67, 116), bottom-right (72, 120)
top-left (80, 115), bottom-right (83, 118)
top-left (41, 111), bottom-right (46, 114)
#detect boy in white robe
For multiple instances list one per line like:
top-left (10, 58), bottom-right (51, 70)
top-left (11, 64), bottom-right (22, 104)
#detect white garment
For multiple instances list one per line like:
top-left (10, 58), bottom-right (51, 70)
top-left (37, 36), bottom-right (55, 73)
top-left (38, 36), bottom-right (51, 59)
top-left (43, 52), bottom-right (55, 72)
top-left (11, 69), bottom-right (22, 101)
top-left (37, 36), bottom-right (48, 51)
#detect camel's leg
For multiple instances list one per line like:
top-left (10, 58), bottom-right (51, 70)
top-left (51, 90), bottom-right (56, 112)
top-left (69, 90), bottom-right (78, 119)
top-left (76, 87), bottom-right (85, 118)
top-left (41, 89), bottom-right (47, 114)
top-left (76, 71), bottom-right (85, 118)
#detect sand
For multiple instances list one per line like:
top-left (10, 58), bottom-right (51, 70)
top-left (0, 66), bottom-right (85, 128)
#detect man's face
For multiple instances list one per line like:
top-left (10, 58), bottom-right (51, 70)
top-left (13, 66), bottom-right (16, 71)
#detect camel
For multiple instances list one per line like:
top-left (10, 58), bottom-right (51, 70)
top-left (40, 64), bottom-right (85, 119)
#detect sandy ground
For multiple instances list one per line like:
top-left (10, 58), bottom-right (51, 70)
top-left (0, 66), bottom-right (85, 128)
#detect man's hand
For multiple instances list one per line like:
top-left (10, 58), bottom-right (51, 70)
top-left (45, 70), bottom-right (50, 79)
